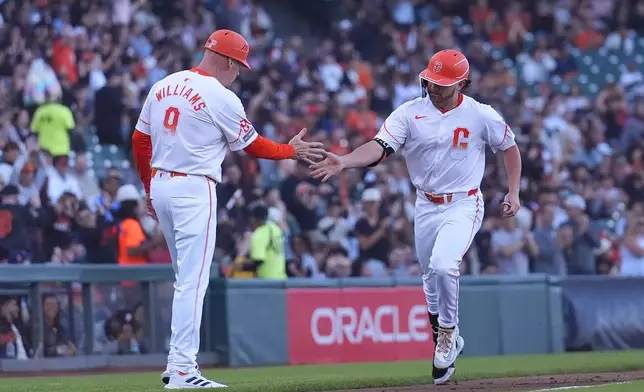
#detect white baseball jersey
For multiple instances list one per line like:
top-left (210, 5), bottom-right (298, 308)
top-left (136, 68), bottom-right (258, 182)
top-left (375, 94), bottom-right (516, 194)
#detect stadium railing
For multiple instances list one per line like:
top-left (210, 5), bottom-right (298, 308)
top-left (2, 265), bottom-right (642, 373)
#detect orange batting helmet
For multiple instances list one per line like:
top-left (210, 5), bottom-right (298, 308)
top-left (419, 49), bottom-right (470, 87)
top-left (204, 29), bottom-right (251, 69)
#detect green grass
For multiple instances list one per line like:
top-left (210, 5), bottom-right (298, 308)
top-left (0, 351), bottom-right (643, 392)
top-left (578, 381), bottom-right (644, 392)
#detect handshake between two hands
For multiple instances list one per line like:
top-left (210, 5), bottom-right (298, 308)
top-left (289, 128), bottom-right (344, 182)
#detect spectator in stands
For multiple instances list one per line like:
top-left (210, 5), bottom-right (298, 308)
top-left (76, 203), bottom-right (117, 264)
top-left (620, 213), bottom-right (644, 276)
top-left (47, 155), bottom-right (82, 204)
top-left (620, 98), bottom-right (644, 152)
top-left (15, 161), bottom-right (42, 206)
top-left (279, 163), bottom-right (320, 233)
top-left (531, 204), bottom-right (568, 275)
top-left (389, 245), bottom-right (420, 277)
top-left (263, 188), bottom-right (290, 233)
top-left (91, 169), bottom-right (123, 221)
top-left (386, 194), bottom-right (414, 249)
top-left (324, 247), bottom-right (352, 278)
top-left (131, 302), bottom-right (147, 352)
top-left (473, 217), bottom-right (497, 274)
top-left (354, 188), bottom-right (390, 273)
top-left (561, 194), bottom-right (601, 274)
top-left (0, 0), bottom-right (642, 282)
top-left (29, 94), bottom-right (75, 157)
top-left (101, 309), bottom-right (144, 355)
top-left (0, 142), bottom-right (21, 186)
top-left (42, 294), bottom-right (76, 357)
top-left (71, 153), bottom-right (100, 202)
top-left (94, 72), bottom-right (125, 147)
top-left (115, 185), bottom-right (150, 266)
top-left (42, 191), bottom-right (79, 261)
top-left (286, 234), bottom-right (321, 278)
top-left (491, 215), bottom-right (538, 275)
top-left (0, 185), bottom-right (39, 264)
top-left (0, 296), bottom-right (30, 359)
top-left (244, 205), bottom-right (287, 279)
top-left (344, 97), bottom-right (378, 139)
top-left (316, 198), bottom-right (353, 252)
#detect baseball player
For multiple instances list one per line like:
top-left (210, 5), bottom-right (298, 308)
top-left (310, 49), bottom-right (522, 385)
top-left (132, 30), bottom-right (324, 389)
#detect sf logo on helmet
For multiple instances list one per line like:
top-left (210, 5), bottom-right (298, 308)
top-left (433, 61), bottom-right (442, 73)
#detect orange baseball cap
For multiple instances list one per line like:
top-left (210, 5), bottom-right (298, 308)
top-left (204, 29), bottom-right (251, 70)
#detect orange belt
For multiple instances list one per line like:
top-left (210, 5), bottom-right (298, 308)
top-left (151, 169), bottom-right (216, 183)
top-left (424, 188), bottom-right (478, 204)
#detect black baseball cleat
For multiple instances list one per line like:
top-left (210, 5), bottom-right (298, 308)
top-left (429, 312), bottom-right (465, 385)
top-left (432, 335), bottom-right (464, 385)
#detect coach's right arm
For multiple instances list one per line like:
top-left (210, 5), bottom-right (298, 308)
top-left (216, 92), bottom-right (323, 162)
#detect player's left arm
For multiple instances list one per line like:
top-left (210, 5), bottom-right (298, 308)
top-left (481, 105), bottom-right (522, 213)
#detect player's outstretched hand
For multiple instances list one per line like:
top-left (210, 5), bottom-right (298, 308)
top-left (502, 191), bottom-right (520, 218)
top-left (146, 194), bottom-right (158, 221)
top-left (289, 128), bottom-right (325, 165)
top-left (309, 151), bottom-right (345, 182)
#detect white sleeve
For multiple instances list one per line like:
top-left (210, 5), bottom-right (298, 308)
top-left (481, 105), bottom-right (516, 154)
top-left (135, 86), bottom-right (155, 135)
top-left (214, 93), bottom-right (258, 151)
top-left (373, 105), bottom-right (409, 152)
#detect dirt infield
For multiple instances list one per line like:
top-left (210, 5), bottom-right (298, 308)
top-left (336, 371), bottom-right (644, 392)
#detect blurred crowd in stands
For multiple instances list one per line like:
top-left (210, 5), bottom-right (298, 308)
top-left (0, 0), bottom-right (642, 300)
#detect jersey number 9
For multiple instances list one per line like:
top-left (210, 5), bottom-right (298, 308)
top-left (163, 106), bottom-right (181, 135)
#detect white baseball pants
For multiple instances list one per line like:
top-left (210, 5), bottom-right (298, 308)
top-left (414, 190), bottom-right (483, 328)
top-left (150, 170), bottom-right (218, 374)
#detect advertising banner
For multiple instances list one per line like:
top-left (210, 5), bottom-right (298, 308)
top-left (287, 287), bottom-right (433, 364)
top-left (561, 277), bottom-right (644, 351)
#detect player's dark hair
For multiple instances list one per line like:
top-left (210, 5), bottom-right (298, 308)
top-left (460, 79), bottom-right (472, 93)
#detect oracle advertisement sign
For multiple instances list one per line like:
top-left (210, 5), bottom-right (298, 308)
top-left (287, 287), bottom-right (433, 364)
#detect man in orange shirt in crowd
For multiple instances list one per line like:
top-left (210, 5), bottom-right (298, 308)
top-left (115, 185), bottom-right (152, 266)
top-left (344, 97), bottom-right (378, 139)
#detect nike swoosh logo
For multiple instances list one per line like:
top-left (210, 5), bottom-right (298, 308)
top-left (415, 115), bottom-right (427, 119)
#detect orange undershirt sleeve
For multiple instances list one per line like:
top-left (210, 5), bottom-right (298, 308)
top-left (243, 135), bottom-right (295, 160)
top-left (132, 130), bottom-right (153, 194)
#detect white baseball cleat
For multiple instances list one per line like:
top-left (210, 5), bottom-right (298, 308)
top-left (433, 325), bottom-right (461, 369)
top-left (162, 371), bottom-right (171, 384)
top-left (433, 335), bottom-right (464, 385)
top-left (164, 372), bottom-right (227, 389)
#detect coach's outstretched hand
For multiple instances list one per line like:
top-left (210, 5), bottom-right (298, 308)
top-left (309, 151), bottom-right (345, 182)
top-left (289, 128), bottom-right (325, 165)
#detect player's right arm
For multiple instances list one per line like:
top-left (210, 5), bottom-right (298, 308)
top-left (216, 93), bottom-right (324, 163)
top-left (132, 85), bottom-right (155, 196)
top-left (310, 106), bottom-right (408, 181)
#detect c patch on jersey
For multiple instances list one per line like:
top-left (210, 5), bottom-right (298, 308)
top-left (239, 119), bottom-right (256, 142)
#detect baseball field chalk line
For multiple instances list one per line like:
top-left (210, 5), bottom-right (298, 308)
top-left (529, 381), bottom-right (631, 391)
